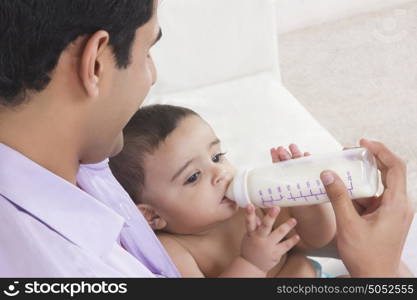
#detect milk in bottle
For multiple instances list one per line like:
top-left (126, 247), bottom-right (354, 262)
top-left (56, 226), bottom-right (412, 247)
top-left (225, 148), bottom-right (380, 208)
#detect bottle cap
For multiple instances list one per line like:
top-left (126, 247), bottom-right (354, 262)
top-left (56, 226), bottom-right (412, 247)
top-left (226, 169), bottom-right (251, 207)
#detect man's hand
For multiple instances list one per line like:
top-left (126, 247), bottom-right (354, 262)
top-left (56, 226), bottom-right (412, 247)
top-left (320, 139), bottom-right (414, 277)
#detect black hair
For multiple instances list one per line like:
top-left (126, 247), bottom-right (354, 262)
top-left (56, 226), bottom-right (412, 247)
top-left (0, 0), bottom-right (154, 106)
top-left (109, 104), bottom-right (199, 204)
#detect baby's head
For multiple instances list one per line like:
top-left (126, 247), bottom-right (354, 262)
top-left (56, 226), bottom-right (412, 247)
top-left (110, 104), bottom-right (238, 235)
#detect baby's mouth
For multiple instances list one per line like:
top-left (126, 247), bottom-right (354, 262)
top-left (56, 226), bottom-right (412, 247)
top-left (220, 196), bottom-right (235, 205)
top-left (221, 181), bottom-right (235, 204)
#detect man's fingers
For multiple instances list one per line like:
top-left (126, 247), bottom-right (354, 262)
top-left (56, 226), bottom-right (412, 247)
top-left (257, 207), bottom-right (280, 236)
top-left (352, 197), bottom-right (375, 215)
top-left (360, 139), bottom-right (405, 172)
top-left (381, 166), bottom-right (407, 206)
top-left (320, 170), bottom-right (359, 226)
top-left (360, 139), bottom-right (407, 207)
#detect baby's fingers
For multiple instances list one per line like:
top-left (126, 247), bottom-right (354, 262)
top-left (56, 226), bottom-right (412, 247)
top-left (275, 234), bottom-right (300, 255)
top-left (257, 207), bottom-right (280, 237)
top-left (245, 205), bottom-right (257, 233)
top-left (277, 146), bottom-right (292, 161)
top-left (270, 218), bottom-right (297, 243)
top-left (289, 144), bottom-right (303, 158)
top-left (270, 148), bottom-right (280, 163)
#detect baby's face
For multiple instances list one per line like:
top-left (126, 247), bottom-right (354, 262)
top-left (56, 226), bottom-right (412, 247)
top-left (142, 115), bottom-right (239, 234)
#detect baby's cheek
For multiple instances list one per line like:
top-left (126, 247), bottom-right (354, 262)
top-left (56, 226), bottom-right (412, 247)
top-left (226, 161), bottom-right (237, 177)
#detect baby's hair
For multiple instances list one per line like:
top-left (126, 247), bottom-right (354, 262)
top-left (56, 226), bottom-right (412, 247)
top-left (109, 104), bottom-right (199, 204)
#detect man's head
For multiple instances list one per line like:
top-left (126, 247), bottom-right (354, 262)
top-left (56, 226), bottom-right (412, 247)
top-left (0, 0), bottom-right (161, 167)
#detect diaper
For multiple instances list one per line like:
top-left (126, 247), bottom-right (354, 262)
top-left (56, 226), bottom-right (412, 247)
top-left (309, 259), bottom-right (335, 278)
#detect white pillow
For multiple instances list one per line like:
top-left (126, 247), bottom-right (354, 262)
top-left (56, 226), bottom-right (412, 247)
top-left (146, 72), bottom-right (342, 169)
top-left (152, 0), bottom-right (280, 95)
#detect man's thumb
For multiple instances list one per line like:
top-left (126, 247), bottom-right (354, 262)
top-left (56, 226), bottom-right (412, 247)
top-left (320, 170), bottom-right (358, 224)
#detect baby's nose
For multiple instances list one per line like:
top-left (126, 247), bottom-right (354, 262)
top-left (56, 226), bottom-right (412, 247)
top-left (214, 169), bottom-right (233, 186)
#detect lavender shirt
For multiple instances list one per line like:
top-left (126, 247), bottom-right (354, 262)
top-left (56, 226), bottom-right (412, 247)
top-left (77, 159), bottom-right (180, 278)
top-left (0, 143), bottom-right (178, 277)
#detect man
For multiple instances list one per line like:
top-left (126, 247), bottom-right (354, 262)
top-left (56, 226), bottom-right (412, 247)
top-left (0, 0), bottom-right (178, 277)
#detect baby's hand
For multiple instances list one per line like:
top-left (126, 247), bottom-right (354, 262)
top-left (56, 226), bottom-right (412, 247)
top-left (270, 144), bottom-right (310, 163)
top-left (240, 205), bottom-right (300, 273)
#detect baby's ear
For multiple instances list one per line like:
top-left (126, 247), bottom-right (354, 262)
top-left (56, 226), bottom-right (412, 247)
top-left (137, 204), bottom-right (167, 230)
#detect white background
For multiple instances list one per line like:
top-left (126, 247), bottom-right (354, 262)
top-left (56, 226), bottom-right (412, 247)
top-left (276, 0), bottom-right (414, 33)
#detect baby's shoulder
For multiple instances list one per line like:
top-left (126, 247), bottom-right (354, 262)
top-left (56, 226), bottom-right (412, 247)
top-left (156, 232), bottom-right (204, 277)
top-left (157, 232), bottom-right (200, 263)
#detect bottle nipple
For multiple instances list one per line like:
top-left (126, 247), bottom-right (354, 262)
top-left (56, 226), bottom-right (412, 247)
top-left (225, 169), bottom-right (251, 207)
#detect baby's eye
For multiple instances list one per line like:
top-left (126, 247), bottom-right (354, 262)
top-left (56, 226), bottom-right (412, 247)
top-left (212, 152), bottom-right (227, 163)
top-left (185, 171), bottom-right (200, 185)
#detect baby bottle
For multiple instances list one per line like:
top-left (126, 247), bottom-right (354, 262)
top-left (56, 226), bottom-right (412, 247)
top-left (225, 148), bottom-right (380, 208)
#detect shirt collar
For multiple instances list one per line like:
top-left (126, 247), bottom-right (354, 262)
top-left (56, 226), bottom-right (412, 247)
top-left (0, 143), bottom-right (125, 257)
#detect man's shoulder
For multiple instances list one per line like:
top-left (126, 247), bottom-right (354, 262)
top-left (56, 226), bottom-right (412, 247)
top-left (0, 194), bottom-right (21, 217)
top-left (0, 196), bottom-right (61, 276)
top-left (0, 194), bottom-right (74, 254)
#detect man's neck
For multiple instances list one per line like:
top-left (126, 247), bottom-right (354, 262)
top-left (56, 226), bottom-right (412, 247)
top-left (0, 107), bottom-right (81, 185)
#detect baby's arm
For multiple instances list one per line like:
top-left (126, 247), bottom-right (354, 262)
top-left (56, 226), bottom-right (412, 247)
top-left (158, 207), bottom-right (299, 278)
top-left (289, 203), bottom-right (336, 250)
top-left (239, 205), bottom-right (300, 275)
top-left (270, 145), bottom-right (336, 251)
top-left (223, 206), bottom-right (299, 277)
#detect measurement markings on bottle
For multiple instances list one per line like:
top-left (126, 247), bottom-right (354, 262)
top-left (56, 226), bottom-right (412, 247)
top-left (259, 171), bottom-right (354, 206)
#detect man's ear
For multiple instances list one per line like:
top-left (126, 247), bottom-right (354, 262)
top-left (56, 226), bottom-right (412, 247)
top-left (79, 30), bottom-right (110, 98)
top-left (137, 204), bottom-right (167, 230)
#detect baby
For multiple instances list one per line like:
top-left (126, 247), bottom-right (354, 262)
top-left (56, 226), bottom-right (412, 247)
top-left (109, 104), bottom-right (337, 277)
